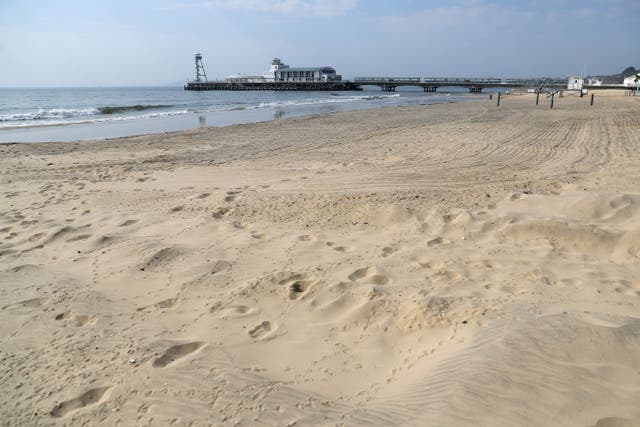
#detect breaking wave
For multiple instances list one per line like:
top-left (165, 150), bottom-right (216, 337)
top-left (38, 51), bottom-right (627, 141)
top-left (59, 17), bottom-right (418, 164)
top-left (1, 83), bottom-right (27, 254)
top-left (97, 104), bottom-right (173, 114)
top-left (0, 104), bottom-right (174, 124)
top-left (0, 91), bottom-right (443, 131)
top-left (0, 110), bottom-right (191, 129)
top-left (0, 108), bottom-right (99, 122)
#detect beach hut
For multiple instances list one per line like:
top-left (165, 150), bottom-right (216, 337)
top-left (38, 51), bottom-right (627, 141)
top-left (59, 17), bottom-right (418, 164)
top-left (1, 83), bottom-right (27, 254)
top-left (567, 76), bottom-right (583, 91)
top-left (623, 73), bottom-right (640, 87)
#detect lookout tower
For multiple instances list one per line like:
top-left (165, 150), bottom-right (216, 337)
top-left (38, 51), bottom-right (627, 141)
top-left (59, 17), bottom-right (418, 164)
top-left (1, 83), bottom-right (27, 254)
top-left (194, 53), bottom-right (207, 82)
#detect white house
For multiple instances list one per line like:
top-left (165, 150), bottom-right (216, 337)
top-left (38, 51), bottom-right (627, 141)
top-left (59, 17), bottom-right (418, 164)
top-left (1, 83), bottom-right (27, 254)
top-left (567, 76), bottom-right (584, 91)
top-left (623, 73), bottom-right (640, 87)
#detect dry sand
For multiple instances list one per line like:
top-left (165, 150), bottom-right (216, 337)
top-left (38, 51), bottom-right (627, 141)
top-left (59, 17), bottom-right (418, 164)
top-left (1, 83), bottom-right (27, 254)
top-left (1, 91), bottom-right (639, 426)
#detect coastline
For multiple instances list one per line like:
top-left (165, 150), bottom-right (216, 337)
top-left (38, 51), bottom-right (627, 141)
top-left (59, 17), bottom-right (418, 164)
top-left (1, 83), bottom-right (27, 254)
top-left (1, 92), bottom-right (640, 426)
top-left (0, 87), bottom-right (479, 144)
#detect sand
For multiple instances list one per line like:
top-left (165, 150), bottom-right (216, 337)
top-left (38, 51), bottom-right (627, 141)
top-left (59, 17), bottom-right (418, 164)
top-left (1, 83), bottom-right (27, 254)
top-left (1, 91), bottom-right (639, 426)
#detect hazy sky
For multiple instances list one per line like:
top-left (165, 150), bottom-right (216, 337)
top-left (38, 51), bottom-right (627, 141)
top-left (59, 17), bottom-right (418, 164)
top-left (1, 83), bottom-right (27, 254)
top-left (1, 0), bottom-right (638, 86)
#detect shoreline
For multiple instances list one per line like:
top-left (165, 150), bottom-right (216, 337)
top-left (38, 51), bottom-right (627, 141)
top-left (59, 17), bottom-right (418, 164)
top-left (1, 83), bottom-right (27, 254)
top-left (1, 91), bottom-right (639, 426)
top-left (0, 88), bottom-right (479, 144)
top-left (0, 97), bottom-right (478, 146)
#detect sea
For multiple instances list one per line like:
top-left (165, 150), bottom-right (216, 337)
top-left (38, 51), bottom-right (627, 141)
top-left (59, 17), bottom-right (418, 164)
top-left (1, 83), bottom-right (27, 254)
top-left (0, 86), bottom-right (482, 143)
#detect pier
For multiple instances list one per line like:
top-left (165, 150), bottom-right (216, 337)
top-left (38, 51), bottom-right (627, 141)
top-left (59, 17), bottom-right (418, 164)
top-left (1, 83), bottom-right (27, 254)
top-left (184, 54), bottom-right (629, 92)
top-left (185, 77), bottom-right (626, 92)
top-left (184, 81), bottom-right (361, 91)
top-left (352, 77), bottom-right (624, 92)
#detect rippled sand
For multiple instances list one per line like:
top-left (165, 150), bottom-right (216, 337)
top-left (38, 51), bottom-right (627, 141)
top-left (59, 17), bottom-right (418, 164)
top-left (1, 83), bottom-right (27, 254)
top-left (1, 91), bottom-right (639, 426)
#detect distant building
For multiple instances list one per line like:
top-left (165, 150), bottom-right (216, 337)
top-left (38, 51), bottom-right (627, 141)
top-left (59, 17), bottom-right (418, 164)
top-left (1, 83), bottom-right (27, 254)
top-left (226, 74), bottom-right (266, 83)
top-left (586, 78), bottom-right (602, 86)
top-left (623, 73), bottom-right (640, 87)
top-left (265, 58), bottom-right (341, 82)
top-left (276, 66), bottom-right (341, 82)
top-left (262, 58), bottom-right (287, 81)
top-left (225, 57), bottom-right (341, 83)
top-left (567, 76), bottom-right (584, 91)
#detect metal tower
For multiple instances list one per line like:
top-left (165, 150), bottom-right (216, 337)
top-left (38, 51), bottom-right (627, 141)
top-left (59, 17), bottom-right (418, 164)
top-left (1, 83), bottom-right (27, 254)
top-left (536, 78), bottom-right (554, 94)
top-left (194, 53), bottom-right (207, 82)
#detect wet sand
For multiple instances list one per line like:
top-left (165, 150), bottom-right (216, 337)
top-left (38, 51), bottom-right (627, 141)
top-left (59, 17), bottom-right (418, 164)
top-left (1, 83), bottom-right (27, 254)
top-left (1, 91), bottom-right (639, 426)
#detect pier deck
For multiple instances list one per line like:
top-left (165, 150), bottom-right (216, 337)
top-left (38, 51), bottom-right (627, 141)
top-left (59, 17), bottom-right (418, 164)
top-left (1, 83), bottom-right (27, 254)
top-left (184, 81), bottom-right (361, 91)
top-left (185, 78), bottom-right (629, 92)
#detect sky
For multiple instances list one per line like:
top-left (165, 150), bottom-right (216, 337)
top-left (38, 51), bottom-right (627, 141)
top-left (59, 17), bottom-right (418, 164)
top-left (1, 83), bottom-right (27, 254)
top-left (0, 0), bottom-right (638, 87)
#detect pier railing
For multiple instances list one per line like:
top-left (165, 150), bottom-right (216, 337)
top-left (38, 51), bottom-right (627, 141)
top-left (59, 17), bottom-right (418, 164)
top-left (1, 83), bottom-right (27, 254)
top-left (355, 77), bottom-right (568, 86)
top-left (184, 77), bottom-right (619, 92)
top-left (354, 77), bottom-right (421, 83)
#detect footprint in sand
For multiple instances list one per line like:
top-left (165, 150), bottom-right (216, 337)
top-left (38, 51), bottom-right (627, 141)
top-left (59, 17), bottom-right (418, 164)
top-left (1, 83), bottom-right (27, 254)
top-left (212, 207), bottom-right (231, 219)
top-left (251, 231), bottom-right (267, 240)
top-left (66, 234), bottom-right (92, 243)
top-left (211, 260), bottom-right (232, 275)
top-left (49, 387), bottom-right (110, 418)
top-left (382, 246), bottom-right (399, 257)
top-left (276, 273), bottom-right (315, 300)
top-left (484, 260), bottom-right (498, 268)
top-left (326, 242), bottom-right (354, 252)
top-left (154, 298), bottom-right (178, 308)
top-left (27, 232), bottom-right (46, 242)
top-left (138, 247), bottom-right (181, 272)
top-left (594, 417), bottom-right (637, 427)
top-left (3, 297), bottom-right (47, 310)
top-left (348, 267), bottom-right (390, 285)
top-left (288, 280), bottom-right (313, 300)
top-left (297, 234), bottom-right (316, 242)
top-left (427, 236), bottom-right (450, 247)
top-left (442, 210), bottom-right (468, 223)
top-left (418, 259), bottom-right (444, 269)
top-left (118, 219), bottom-right (138, 227)
top-left (54, 312), bottom-right (95, 327)
top-left (137, 297), bottom-right (179, 312)
top-left (225, 190), bottom-right (243, 202)
top-left (348, 267), bottom-right (371, 281)
top-left (217, 305), bottom-right (258, 318)
top-left (248, 320), bottom-right (276, 340)
top-left (152, 342), bottom-right (206, 368)
top-left (196, 192), bottom-right (211, 199)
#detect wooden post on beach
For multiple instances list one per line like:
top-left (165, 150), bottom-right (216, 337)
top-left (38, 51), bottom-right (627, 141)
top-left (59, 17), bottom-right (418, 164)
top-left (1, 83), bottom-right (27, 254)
top-left (536, 92), bottom-right (540, 105)
top-left (550, 93), bottom-right (554, 109)
top-left (497, 92), bottom-right (501, 107)
top-left (590, 93), bottom-right (594, 106)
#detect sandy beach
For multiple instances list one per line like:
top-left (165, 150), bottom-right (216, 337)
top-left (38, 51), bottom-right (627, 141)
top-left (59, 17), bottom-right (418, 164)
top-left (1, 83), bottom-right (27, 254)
top-left (1, 91), bottom-right (639, 426)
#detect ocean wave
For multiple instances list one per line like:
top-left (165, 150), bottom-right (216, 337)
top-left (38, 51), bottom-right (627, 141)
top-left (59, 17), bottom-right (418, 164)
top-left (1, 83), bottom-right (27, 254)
top-left (251, 94), bottom-right (401, 110)
top-left (332, 94), bottom-right (401, 100)
top-left (0, 109), bottom-right (191, 129)
top-left (0, 108), bottom-right (98, 122)
top-left (0, 93), bottom-right (413, 130)
top-left (97, 104), bottom-right (173, 114)
top-left (0, 104), bottom-right (175, 123)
